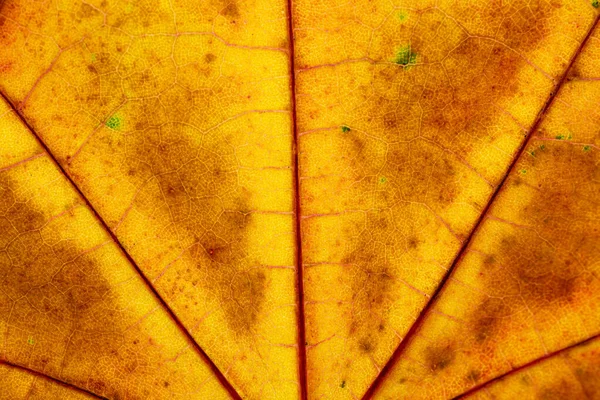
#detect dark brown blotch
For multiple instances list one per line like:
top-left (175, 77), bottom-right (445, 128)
top-left (124, 122), bottom-right (265, 336)
top-left (358, 337), bottom-right (374, 354)
top-left (425, 343), bottom-right (455, 372)
top-left (204, 53), bottom-right (217, 63)
top-left (471, 297), bottom-right (508, 343)
top-left (0, 175), bottom-right (163, 399)
top-left (220, 0), bottom-right (239, 18)
top-left (466, 370), bottom-right (481, 382)
top-left (538, 379), bottom-right (578, 400)
top-left (341, 209), bottom-right (407, 360)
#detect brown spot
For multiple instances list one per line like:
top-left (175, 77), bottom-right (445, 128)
top-left (425, 343), bottom-right (455, 372)
top-left (0, 61), bottom-right (12, 73)
top-left (487, 232), bottom-right (582, 307)
top-left (88, 380), bottom-right (107, 394)
top-left (76, 3), bottom-right (98, 19)
top-left (483, 255), bottom-right (495, 265)
top-left (466, 370), bottom-right (481, 382)
top-left (204, 53), bottom-right (217, 63)
top-left (358, 337), bottom-right (374, 354)
top-left (221, 1), bottom-right (239, 18)
top-left (407, 237), bottom-right (419, 249)
top-left (573, 359), bottom-right (600, 398)
top-left (538, 379), bottom-right (577, 400)
top-left (471, 297), bottom-right (508, 343)
top-left (342, 211), bottom-right (399, 359)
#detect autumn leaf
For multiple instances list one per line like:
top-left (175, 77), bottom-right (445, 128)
top-left (0, 0), bottom-right (599, 399)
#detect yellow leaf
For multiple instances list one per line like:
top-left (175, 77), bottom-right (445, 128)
top-left (1, 0), bottom-right (599, 399)
top-left (0, 361), bottom-right (97, 399)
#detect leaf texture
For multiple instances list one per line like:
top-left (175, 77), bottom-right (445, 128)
top-left (1, 0), bottom-right (599, 399)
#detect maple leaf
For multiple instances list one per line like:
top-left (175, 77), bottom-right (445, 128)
top-left (1, 0), bottom-right (600, 399)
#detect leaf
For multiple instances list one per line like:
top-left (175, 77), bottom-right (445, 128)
top-left (0, 99), bottom-right (232, 398)
top-left (0, 0), bottom-right (599, 399)
top-left (0, 361), bottom-right (97, 399)
top-left (462, 336), bottom-right (600, 399)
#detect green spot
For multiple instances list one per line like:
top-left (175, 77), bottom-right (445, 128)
top-left (557, 132), bottom-right (573, 140)
top-left (539, 144), bottom-right (546, 150)
top-left (125, 3), bottom-right (134, 13)
top-left (583, 145), bottom-right (591, 152)
top-left (340, 381), bottom-right (346, 388)
top-left (593, 0), bottom-right (599, 8)
top-left (379, 176), bottom-right (387, 184)
top-left (520, 169), bottom-right (527, 175)
top-left (91, 53), bottom-right (97, 62)
top-left (106, 115), bottom-right (122, 130)
top-left (341, 125), bottom-right (351, 133)
top-left (529, 151), bottom-right (536, 157)
top-left (398, 11), bottom-right (407, 21)
top-left (27, 336), bottom-right (35, 345)
top-left (395, 45), bottom-right (417, 66)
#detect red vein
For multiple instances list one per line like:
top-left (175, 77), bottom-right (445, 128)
top-left (0, 359), bottom-right (107, 399)
top-left (0, 151), bottom-right (46, 172)
top-left (286, 0), bottom-right (308, 398)
top-left (362, 13), bottom-right (600, 400)
top-left (0, 91), bottom-right (242, 400)
top-left (453, 332), bottom-right (600, 399)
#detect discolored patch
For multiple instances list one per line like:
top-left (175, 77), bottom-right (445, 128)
top-left (105, 115), bottom-right (121, 130)
top-left (538, 379), bottom-right (578, 400)
top-left (470, 297), bottom-right (510, 344)
top-left (342, 213), bottom-right (399, 356)
top-left (358, 337), bottom-right (375, 354)
top-left (204, 53), bottom-right (217, 63)
top-left (394, 44), bottom-right (417, 66)
top-left (466, 369), bottom-right (481, 383)
top-left (0, 172), bottom-right (197, 399)
top-left (221, 1), bottom-right (240, 18)
top-left (425, 343), bottom-right (455, 372)
top-left (361, 3), bottom-right (557, 163)
top-left (120, 121), bottom-right (267, 336)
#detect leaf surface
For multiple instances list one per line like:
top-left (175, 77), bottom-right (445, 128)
top-left (0, 361), bottom-right (97, 399)
top-left (371, 20), bottom-right (600, 399)
top-left (0, 98), bottom-right (232, 398)
top-left (1, 0), bottom-right (600, 399)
